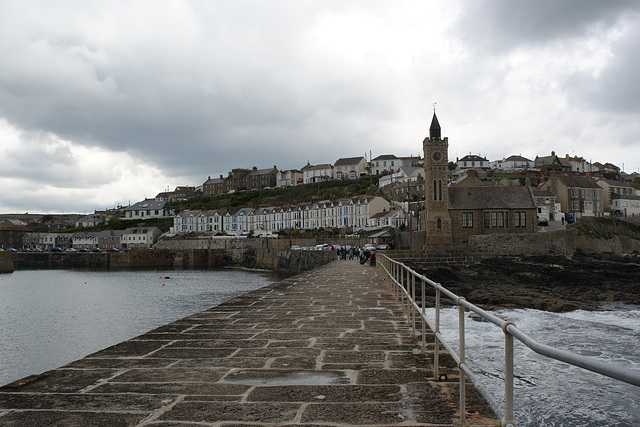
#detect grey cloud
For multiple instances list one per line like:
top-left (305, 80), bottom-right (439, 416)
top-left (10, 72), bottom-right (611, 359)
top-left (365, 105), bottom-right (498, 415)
top-left (454, 0), bottom-right (640, 54)
top-left (0, 0), bottom-right (395, 182)
top-left (564, 21), bottom-right (640, 114)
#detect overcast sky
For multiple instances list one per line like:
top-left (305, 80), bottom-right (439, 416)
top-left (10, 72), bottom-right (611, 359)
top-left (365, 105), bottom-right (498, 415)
top-left (1, 0), bottom-right (639, 214)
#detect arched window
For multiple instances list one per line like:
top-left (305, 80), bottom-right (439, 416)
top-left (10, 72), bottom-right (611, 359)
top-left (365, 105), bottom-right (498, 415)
top-left (433, 180), bottom-right (437, 201)
top-left (437, 218), bottom-right (442, 229)
top-left (438, 180), bottom-right (443, 201)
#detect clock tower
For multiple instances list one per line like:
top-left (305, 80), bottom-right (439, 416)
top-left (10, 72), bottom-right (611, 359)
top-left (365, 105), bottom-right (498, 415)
top-left (423, 111), bottom-right (453, 244)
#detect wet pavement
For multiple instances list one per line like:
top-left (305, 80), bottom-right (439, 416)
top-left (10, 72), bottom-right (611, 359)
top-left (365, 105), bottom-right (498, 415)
top-left (0, 261), bottom-right (499, 426)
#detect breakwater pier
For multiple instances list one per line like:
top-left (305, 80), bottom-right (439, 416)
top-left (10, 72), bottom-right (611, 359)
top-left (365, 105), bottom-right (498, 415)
top-left (0, 261), bottom-right (498, 426)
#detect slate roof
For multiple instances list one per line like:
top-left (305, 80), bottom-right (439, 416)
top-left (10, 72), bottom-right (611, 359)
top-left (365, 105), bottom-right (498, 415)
top-left (334, 156), bottom-right (365, 166)
top-left (458, 154), bottom-right (488, 162)
top-left (372, 154), bottom-right (398, 161)
top-left (448, 186), bottom-right (536, 210)
top-left (554, 175), bottom-right (601, 189)
top-left (203, 176), bottom-right (225, 185)
top-left (533, 189), bottom-right (555, 197)
top-left (600, 179), bottom-right (632, 188)
top-left (504, 155), bottom-right (532, 162)
top-left (305, 164), bottom-right (333, 171)
top-left (124, 201), bottom-right (167, 211)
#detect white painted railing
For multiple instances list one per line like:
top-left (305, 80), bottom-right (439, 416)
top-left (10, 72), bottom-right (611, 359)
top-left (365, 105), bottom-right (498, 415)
top-left (378, 254), bottom-right (640, 427)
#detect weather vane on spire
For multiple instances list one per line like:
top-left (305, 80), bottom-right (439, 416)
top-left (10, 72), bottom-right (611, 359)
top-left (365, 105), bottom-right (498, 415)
top-left (433, 102), bottom-right (437, 112)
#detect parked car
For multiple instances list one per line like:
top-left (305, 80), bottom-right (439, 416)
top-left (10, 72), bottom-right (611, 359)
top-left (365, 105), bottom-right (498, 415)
top-left (65, 248), bottom-right (77, 252)
top-left (537, 217), bottom-right (549, 226)
top-left (290, 245), bottom-right (301, 250)
top-left (49, 247), bottom-right (62, 252)
top-left (363, 243), bottom-right (376, 251)
top-left (92, 248), bottom-right (101, 252)
top-left (7, 248), bottom-right (18, 252)
top-left (376, 244), bottom-right (388, 250)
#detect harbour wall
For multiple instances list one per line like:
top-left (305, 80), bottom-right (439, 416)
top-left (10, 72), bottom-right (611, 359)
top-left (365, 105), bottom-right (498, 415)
top-left (5, 226), bottom-right (639, 273)
top-left (0, 251), bottom-right (12, 273)
top-left (6, 248), bottom-right (336, 274)
top-left (399, 227), bottom-right (640, 267)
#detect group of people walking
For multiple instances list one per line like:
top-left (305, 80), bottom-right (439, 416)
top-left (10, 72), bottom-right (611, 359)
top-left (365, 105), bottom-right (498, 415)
top-left (333, 246), bottom-right (376, 266)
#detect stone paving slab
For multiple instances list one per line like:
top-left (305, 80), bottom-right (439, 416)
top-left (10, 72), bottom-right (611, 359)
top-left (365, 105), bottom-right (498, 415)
top-left (0, 261), bottom-right (500, 426)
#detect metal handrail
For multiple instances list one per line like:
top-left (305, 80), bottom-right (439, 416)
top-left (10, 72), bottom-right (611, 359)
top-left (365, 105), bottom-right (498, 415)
top-left (378, 254), bottom-right (640, 427)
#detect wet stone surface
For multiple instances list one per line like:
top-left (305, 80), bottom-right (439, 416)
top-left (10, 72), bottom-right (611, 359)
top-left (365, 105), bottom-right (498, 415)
top-left (0, 261), bottom-right (500, 426)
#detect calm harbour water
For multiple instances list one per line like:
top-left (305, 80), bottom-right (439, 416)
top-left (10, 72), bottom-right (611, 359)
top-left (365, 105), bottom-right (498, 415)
top-left (0, 268), bottom-right (284, 387)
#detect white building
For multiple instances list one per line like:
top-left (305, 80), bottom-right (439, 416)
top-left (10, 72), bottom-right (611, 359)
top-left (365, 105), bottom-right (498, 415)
top-left (121, 227), bottom-right (162, 249)
top-left (333, 156), bottom-right (368, 179)
top-left (124, 200), bottom-right (172, 219)
top-left (490, 155), bottom-right (534, 171)
top-left (378, 167), bottom-right (423, 187)
top-left (371, 154), bottom-right (399, 175)
top-left (456, 154), bottom-right (490, 170)
top-left (302, 163), bottom-right (334, 184)
top-left (72, 232), bottom-right (99, 250)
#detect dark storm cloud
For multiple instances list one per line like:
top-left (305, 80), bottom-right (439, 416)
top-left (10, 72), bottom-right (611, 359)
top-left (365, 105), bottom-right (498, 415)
top-left (455, 0), bottom-right (640, 53)
top-left (0, 0), bottom-right (393, 182)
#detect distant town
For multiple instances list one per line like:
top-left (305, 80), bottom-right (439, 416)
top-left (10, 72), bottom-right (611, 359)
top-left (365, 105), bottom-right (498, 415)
top-left (2, 114), bottom-right (639, 252)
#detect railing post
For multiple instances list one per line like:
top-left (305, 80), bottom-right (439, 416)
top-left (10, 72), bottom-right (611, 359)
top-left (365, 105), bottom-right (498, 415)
top-left (392, 261), bottom-right (397, 298)
top-left (504, 327), bottom-right (516, 427)
top-left (411, 272), bottom-right (416, 333)
top-left (458, 299), bottom-right (466, 425)
top-left (421, 278), bottom-right (426, 351)
top-left (434, 288), bottom-right (440, 380)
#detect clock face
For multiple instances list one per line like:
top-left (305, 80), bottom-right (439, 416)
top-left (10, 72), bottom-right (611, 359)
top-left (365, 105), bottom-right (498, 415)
top-left (432, 151), bottom-right (442, 161)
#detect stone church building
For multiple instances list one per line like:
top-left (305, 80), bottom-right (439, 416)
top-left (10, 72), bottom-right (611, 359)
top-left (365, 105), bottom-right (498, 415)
top-left (422, 112), bottom-right (537, 244)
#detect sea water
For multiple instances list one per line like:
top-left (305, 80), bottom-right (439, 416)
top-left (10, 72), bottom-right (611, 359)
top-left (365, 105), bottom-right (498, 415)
top-left (428, 304), bottom-right (640, 426)
top-left (0, 268), bottom-right (283, 386)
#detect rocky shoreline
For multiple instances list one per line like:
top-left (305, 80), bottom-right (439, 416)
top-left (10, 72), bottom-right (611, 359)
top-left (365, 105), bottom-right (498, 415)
top-left (412, 253), bottom-right (640, 312)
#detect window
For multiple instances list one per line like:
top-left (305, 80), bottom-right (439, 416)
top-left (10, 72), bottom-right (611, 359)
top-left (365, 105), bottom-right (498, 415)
top-left (462, 212), bottom-right (473, 228)
top-left (484, 211), bottom-right (508, 228)
top-left (594, 190), bottom-right (600, 198)
top-left (514, 212), bottom-right (526, 227)
top-left (583, 201), bottom-right (593, 212)
top-left (436, 218), bottom-right (442, 229)
top-left (580, 190), bottom-right (585, 198)
top-left (571, 201), bottom-right (580, 211)
top-left (571, 189), bottom-right (578, 198)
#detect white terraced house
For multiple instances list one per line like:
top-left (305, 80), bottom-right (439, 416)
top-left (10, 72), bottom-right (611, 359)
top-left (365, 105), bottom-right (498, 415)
top-left (120, 227), bottom-right (162, 249)
top-left (170, 196), bottom-right (395, 236)
top-left (72, 233), bottom-right (99, 250)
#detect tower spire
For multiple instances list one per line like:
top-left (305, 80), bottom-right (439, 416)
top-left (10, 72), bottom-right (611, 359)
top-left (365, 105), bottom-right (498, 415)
top-left (429, 110), bottom-right (441, 140)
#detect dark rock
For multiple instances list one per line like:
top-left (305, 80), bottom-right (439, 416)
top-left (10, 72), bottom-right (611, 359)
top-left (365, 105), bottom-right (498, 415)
top-left (409, 254), bottom-right (640, 312)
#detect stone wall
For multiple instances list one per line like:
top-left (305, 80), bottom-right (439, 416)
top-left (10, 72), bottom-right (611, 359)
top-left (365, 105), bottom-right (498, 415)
top-left (0, 251), bottom-right (13, 273)
top-left (154, 236), bottom-right (380, 250)
top-left (10, 248), bottom-right (335, 274)
top-left (392, 228), bottom-right (640, 268)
